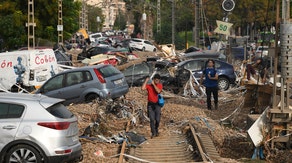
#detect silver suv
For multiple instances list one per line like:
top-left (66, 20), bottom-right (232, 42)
top-left (0, 93), bottom-right (82, 163)
top-left (35, 64), bottom-right (129, 105)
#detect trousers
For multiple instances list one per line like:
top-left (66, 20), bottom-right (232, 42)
top-left (206, 86), bottom-right (218, 110)
top-left (147, 102), bottom-right (161, 135)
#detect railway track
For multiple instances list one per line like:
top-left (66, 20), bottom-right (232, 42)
top-left (118, 122), bottom-right (223, 163)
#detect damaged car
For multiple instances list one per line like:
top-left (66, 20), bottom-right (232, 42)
top-left (176, 58), bottom-right (236, 90)
top-left (121, 58), bottom-right (189, 94)
top-left (35, 64), bottom-right (129, 105)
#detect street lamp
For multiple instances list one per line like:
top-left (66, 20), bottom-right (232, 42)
top-left (96, 16), bottom-right (100, 32)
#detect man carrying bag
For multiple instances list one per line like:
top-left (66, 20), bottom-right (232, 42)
top-left (142, 74), bottom-right (163, 138)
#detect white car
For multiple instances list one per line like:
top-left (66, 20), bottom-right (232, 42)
top-left (129, 38), bottom-right (157, 52)
top-left (0, 93), bottom-right (82, 162)
top-left (89, 33), bottom-right (107, 43)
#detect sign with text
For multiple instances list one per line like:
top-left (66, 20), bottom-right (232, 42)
top-left (214, 20), bottom-right (233, 35)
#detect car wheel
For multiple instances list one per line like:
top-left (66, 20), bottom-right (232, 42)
top-left (153, 48), bottom-right (156, 52)
top-left (218, 77), bottom-right (230, 91)
top-left (5, 144), bottom-right (45, 163)
top-left (142, 47), bottom-right (145, 51)
top-left (85, 93), bottom-right (99, 103)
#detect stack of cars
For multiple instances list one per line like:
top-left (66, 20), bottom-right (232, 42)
top-left (121, 49), bottom-right (237, 91)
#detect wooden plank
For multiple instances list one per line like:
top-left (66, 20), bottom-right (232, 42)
top-left (118, 121), bottom-right (130, 163)
top-left (189, 123), bottom-right (208, 162)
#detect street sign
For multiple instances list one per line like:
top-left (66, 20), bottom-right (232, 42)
top-left (57, 25), bottom-right (63, 31)
top-left (214, 20), bottom-right (233, 35)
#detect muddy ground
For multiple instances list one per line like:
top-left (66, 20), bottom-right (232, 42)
top-left (66, 49), bottom-right (292, 163)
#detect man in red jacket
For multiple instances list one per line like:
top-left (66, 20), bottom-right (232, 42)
top-left (142, 74), bottom-right (163, 138)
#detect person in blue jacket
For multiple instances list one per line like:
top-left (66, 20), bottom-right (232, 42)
top-left (200, 59), bottom-right (219, 110)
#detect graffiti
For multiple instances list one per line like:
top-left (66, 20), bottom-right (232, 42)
top-left (0, 60), bottom-right (13, 68)
top-left (35, 55), bottom-right (56, 65)
top-left (13, 57), bottom-right (26, 84)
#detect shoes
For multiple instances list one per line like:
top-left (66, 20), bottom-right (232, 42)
top-left (156, 132), bottom-right (159, 137)
top-left (151, 132), bottom-right (159, 139)
top-left (215, 104), bottom-right (218, 110)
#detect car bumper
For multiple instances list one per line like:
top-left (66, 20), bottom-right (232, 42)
top-left (229, 73), bottom-right (237, 84)
top-left (47, 143), bottom-right (83, 163)
top-left (105, 85), bottom-right (129, 99)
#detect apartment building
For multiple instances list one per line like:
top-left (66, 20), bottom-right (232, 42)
top-left (86, 0), bottom-right (126, 31)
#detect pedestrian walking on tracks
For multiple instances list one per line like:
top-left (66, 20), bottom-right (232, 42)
top-left (200, 59), bottom-right (219, 110)
top-left (142, 74), bottom-right (163, 138)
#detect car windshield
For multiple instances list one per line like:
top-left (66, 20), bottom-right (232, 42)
top-left (132, 39), bottom-right (142, 42)
top-left (98, 65), bottom-right (121, 77)
top-left (46, 103), bottom-right (74, 118)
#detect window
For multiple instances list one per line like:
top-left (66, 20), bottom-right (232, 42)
top-left (132, 39), bottom-right (142, 43)
top-left (0, 103), bottom-right (24, 119)
top-left (215, 61), bottom-right (221, 69)
top-left (46, 103), bottom-right (73, 119)
top-left (144, 41), bottom-right (152, 45)
top-left (43, 75), bottom-right (64, 92)
top-left (66, 72), bottom-right (83, 86)
top-left (98, 65), bottom-right (120, 77)
top-left (184, 61), bottom-right (202, 71)
top-left (83, 71), bottom-right (93, 82)
top-left (123, 63), bottom-right (150, 76)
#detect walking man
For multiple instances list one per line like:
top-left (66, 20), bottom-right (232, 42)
top-left (200, 59), bottom-right (219, 110)
top-left (142, 74), bottom-right (163, 138)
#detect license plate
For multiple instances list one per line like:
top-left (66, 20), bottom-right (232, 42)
top-left (114, 79), bottom-right (123, 85)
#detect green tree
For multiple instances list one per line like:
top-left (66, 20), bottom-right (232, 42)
top-left (202, 0), bottom-right (277, 36)
top-left (87, 4), bottom-right (103, 33)
top-left (113, 9), bottom-right (127, 31)
top-left (0, 0), bottom-right (81, 51)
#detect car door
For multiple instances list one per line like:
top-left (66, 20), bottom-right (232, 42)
top-left (122, 62), bottom-right (151, 86)
top-left (144, 40), bottom-right (154, 51)
top-left (183, 60), bottom-right (205, 80)
top-left (0, 103), bottom-right (24, 149)
top-left (61, 71), bottom-right (89, 103)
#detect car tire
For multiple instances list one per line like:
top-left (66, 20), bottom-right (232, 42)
top-left (218, 77), bottom-right (230, 91)
top-left (85, 93), bottom-right (99, 103)
top-left (5, 144), bottom-right (45, 163)
top-left (142, 47), bottom-right (145, 51)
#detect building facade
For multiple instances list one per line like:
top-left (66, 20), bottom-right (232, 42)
top-left (86, 0), bottom-right (125, 31)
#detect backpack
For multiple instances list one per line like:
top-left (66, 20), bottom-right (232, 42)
top-left (158, 94), bottom-right (164, 107)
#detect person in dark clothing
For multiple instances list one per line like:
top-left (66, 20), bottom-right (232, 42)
top-left (200, 59), bottom-right (219, 110)
top-left (246, 57), bottom-right (269, 83)
top-left (141, 74), bottom-right (163, 138)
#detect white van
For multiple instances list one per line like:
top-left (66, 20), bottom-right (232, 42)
top-left (0, 49), bottom-right (59, 92)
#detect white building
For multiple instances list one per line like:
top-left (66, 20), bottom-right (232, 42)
top-left (86, 0), bottom-right (126, 31)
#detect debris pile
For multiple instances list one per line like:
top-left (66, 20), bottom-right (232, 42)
top-left (65, 50), bottom-right (292, 163)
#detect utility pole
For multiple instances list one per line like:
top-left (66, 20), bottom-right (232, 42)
top-left (194, 0), bottom-right (200, 48)
top-left (268, 0), bottom-right (292, 149)
top-left (57, 0), bottom-right (63, 45)
top-left (171, 0), bottom-right (175, 47)
top-left (27, 0), bottom-right (35, 49)
top-left (157, 0), bottom-right (161, 34)
top-left (279, 0), bottom-right (292, 111)
top-left (79, 0), bottom-right (88, 30)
